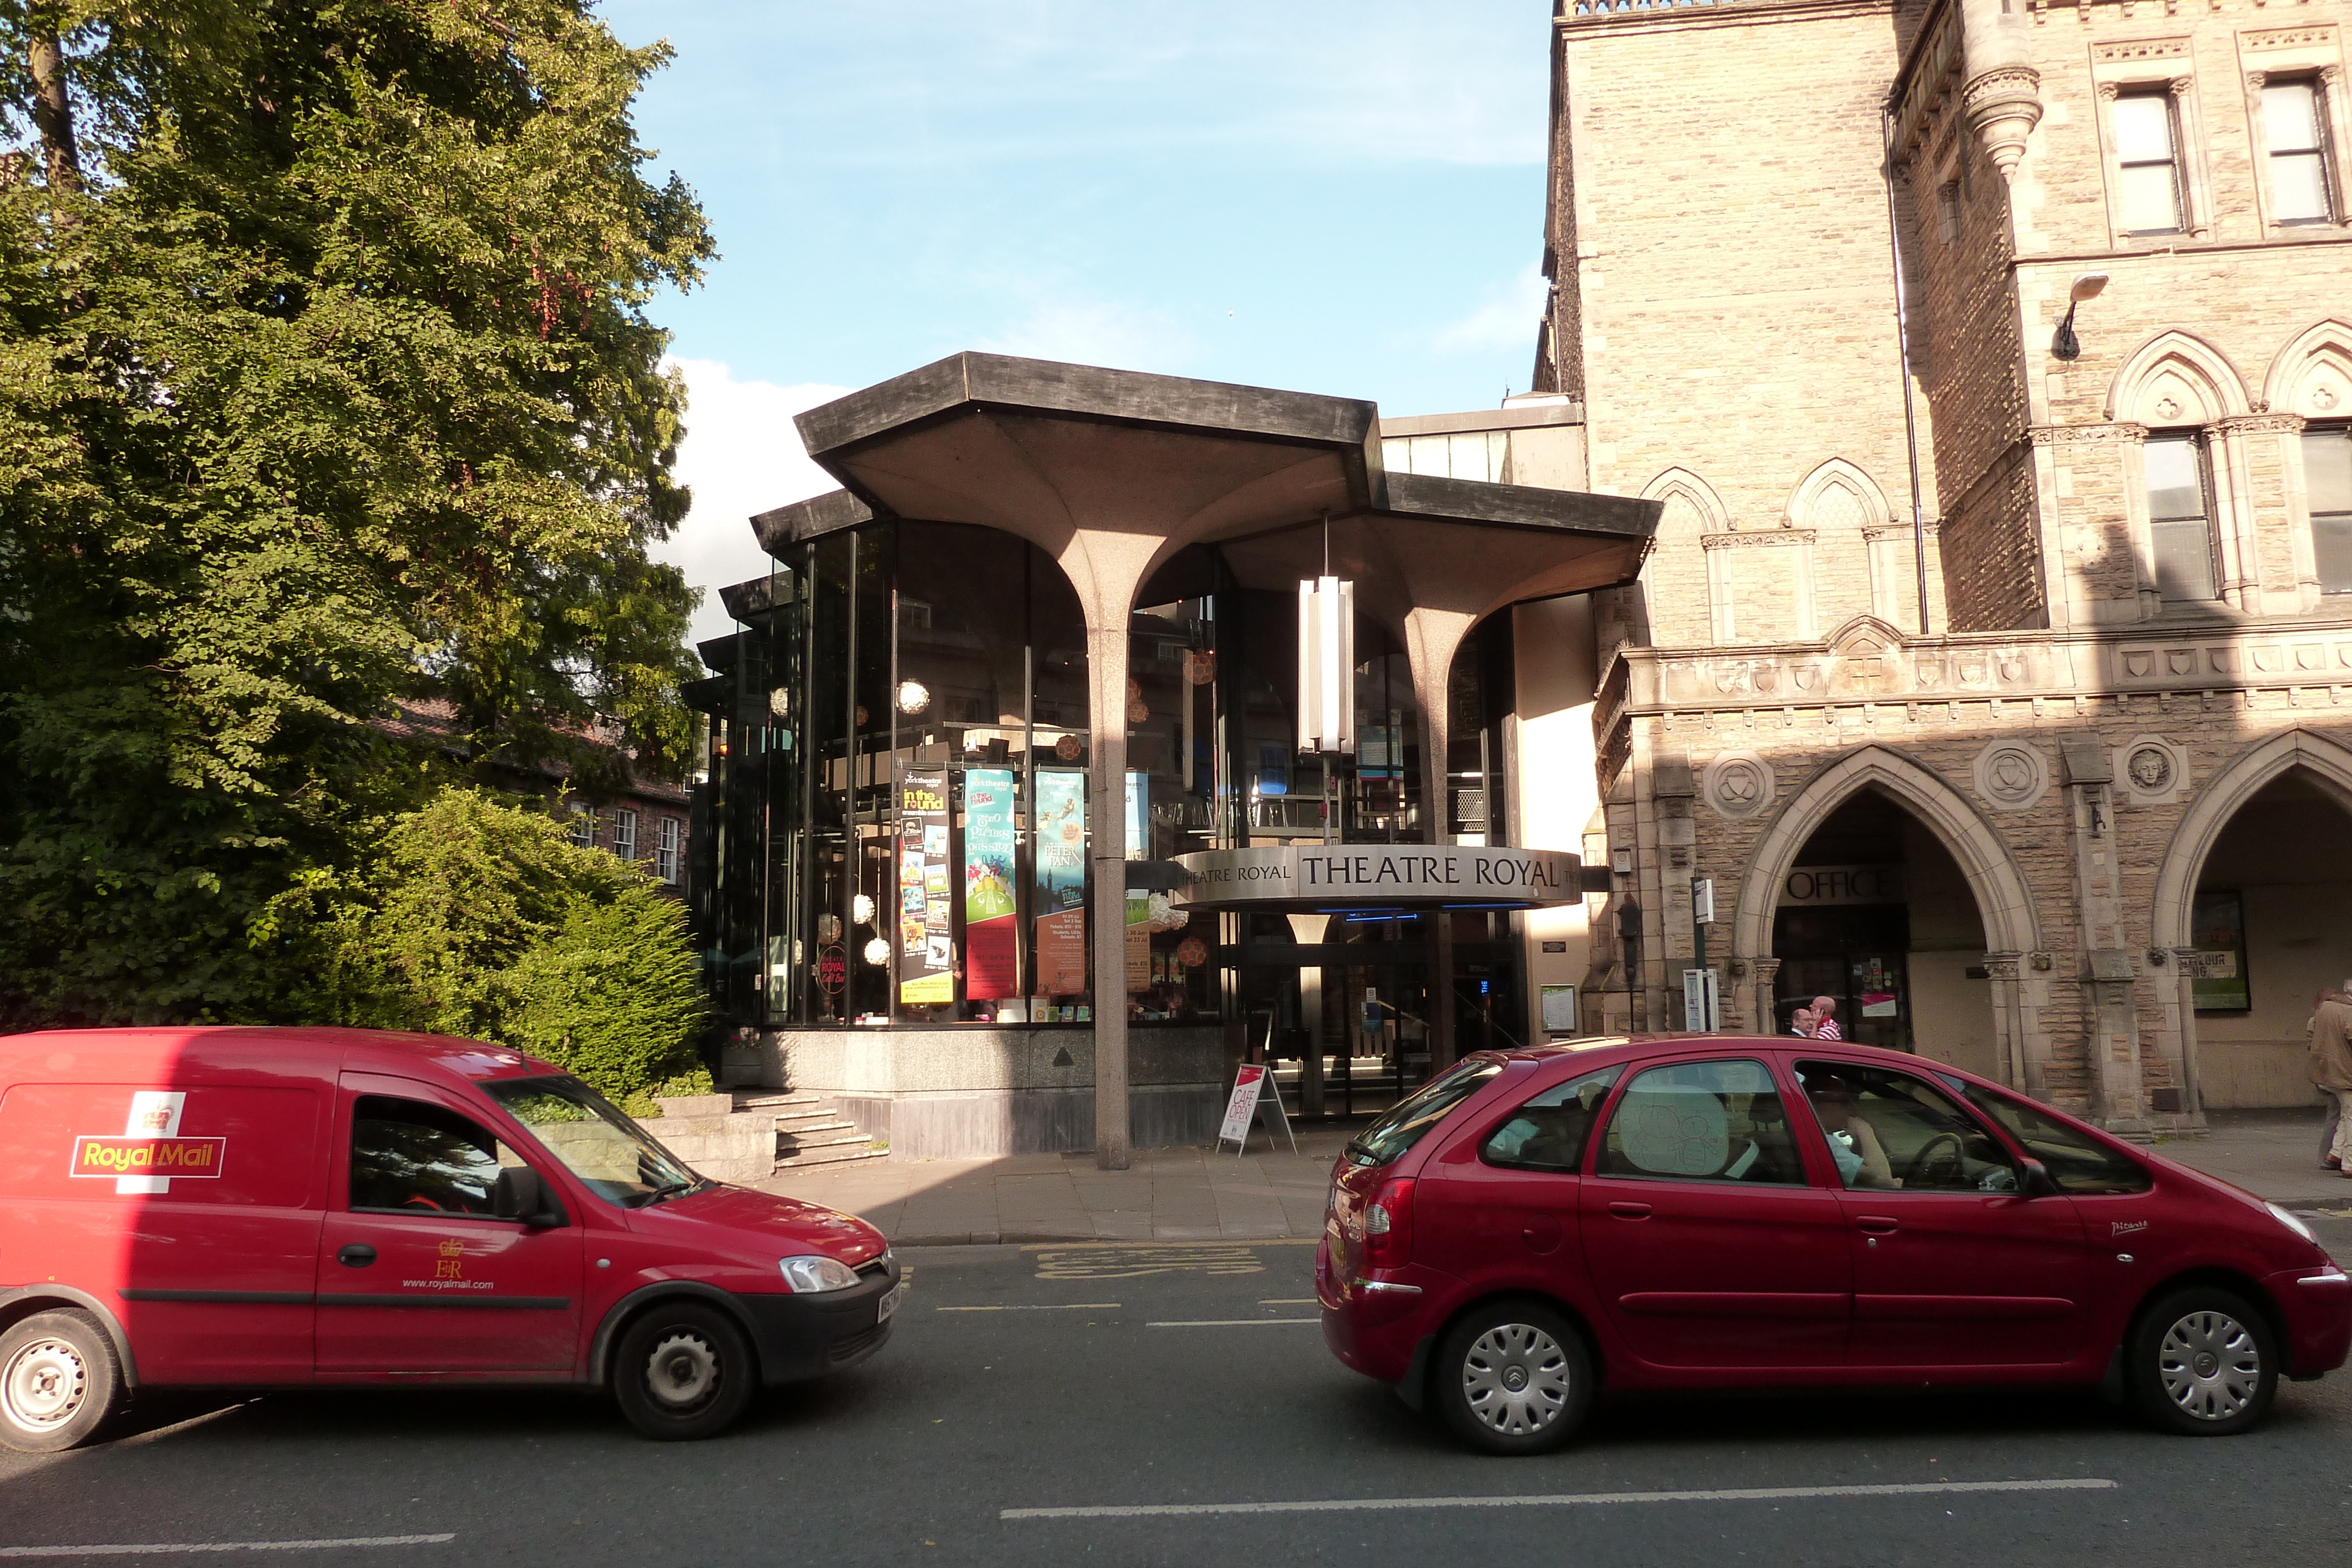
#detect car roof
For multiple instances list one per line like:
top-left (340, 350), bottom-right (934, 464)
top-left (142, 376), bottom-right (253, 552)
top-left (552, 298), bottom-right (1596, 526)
top-left (0, 1025), bottom-right (560, 1085)
top-left (1474, 1034), bottom-right (1999, 1088)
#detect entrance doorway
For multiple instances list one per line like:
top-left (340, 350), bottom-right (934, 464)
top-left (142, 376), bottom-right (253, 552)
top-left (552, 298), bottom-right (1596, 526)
top-left (1770, 788), bottom-right (1997, 1074)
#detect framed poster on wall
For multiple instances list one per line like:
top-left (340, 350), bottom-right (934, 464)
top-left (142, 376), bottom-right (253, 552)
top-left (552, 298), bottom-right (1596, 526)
top-left (2189, 890), bottom-right (2250, 1012)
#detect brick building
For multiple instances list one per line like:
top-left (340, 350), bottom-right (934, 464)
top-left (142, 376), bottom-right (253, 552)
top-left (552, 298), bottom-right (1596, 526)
top-left (1524, 0), bottom-right (2352, 1127)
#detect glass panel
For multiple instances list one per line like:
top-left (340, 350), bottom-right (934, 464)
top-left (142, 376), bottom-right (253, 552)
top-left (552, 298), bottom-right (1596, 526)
top-left (483, 1076), bottom-right (702, 1208)
top-left (1794, 1062), bottom-right (2017, 1193)
top-left (2263, 81), bottom-right (2322, 153)
top-left (2117, 161), bottom-right (2182, 232)
top-left (2152, 518), bottom-right (2218, 600)
top-left (2144, 435), bottom-right (2206, 521)
top-left (349, 1096), bottom-right (512, 1216)
top-left (1595, 1058), bottom-right (1806, 1185)
top-left (1482, 1065), bottom-right (1621, 1172)
top-left (2309, 430), bottom-right (2352, 517)
top-left (2270, 151), bottom-right (2332, 223)
top-left (1343, 1058), bottom-right (1502, 1168)
top-left (2112, 93), bottom-right (2176, 161)
top-left (1953, 1085), bottom-right (2153, 1195)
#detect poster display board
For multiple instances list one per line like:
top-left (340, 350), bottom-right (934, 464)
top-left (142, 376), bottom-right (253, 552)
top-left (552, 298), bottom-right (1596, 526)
top-left (897, 768), bottom-right (953, 1005)
top-left (964, 767), bottom-right (1018, 999)
top-left (1126, 896), bottom-right (1152, 995)
top-left (1033, 770), bottom-right (1087, 997)
top-left (1540, 984), bottom-right (1579, 1036)
top-left (2189, 890), bottom-right (2250, 1011)
top-left (1215, 1063), bottom-right (1297, 1156)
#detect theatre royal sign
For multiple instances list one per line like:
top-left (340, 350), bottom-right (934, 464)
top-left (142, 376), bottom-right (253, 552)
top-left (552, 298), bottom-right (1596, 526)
top-left (1170, 845), bottom-right (1582, 913)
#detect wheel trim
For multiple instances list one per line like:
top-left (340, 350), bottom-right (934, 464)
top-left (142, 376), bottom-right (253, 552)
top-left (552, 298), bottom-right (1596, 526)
top-left (643, 1331), bottom-right (723, 1414)
top-left (3, 1337), bottom-right (89, 1433)
top-left (1459, 1323), bottom-right (1573, 1436)
top-left (2156, 1309), bottom-right (2262, 1422)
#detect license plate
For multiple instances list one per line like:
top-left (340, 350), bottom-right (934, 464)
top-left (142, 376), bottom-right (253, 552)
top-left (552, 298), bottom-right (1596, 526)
top-left (876, 1282), bottom-right (905, 1324)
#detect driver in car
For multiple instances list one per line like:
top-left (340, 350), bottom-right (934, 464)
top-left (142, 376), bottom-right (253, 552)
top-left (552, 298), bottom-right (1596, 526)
top-left (1800, 1073), bottom-right (1901, 1189)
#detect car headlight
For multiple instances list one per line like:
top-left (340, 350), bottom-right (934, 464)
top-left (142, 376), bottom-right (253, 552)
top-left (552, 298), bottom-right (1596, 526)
top-left (2269, 1202), bottom-right (2318, 1245)
top-left (780, 1254), bottom-right (861, 1293)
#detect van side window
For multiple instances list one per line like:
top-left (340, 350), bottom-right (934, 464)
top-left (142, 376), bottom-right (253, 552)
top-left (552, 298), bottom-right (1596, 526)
top-left (1482, 1066), bottom-right (1621, 1172)
top-left (1595, 1059), bottom-right (1806, 1185)
top-left (349, 1096), bottom-right (520, 1216)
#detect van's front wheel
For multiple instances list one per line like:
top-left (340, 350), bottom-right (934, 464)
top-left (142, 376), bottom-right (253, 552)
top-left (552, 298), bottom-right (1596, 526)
top-left (0, 1310), bottom-right (123, 1453)
top-left (612, 1303), bottom-right (756, 1441)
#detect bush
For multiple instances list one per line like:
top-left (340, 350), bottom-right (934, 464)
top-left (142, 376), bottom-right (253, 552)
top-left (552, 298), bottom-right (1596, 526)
top-left (326, 787), bottom-right (707, 1107)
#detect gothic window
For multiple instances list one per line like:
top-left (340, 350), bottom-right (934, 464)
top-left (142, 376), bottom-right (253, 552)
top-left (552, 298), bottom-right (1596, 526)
top-left (2144, 433), bottom-right (2219, 602)
top-left (2307, 427), bottom-right (2352, 594)
top-left (2262, 79), bottom-right (2337, 225)
top-left (2115, 89), bottom-right (2187, 234)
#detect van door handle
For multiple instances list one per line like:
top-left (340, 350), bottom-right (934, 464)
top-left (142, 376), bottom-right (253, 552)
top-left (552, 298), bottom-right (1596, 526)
top-left (1608, 1201), bottom-right (1653, 1221)
top-left (1855, 1217), bottom-right (1900, 1235)
top-left (336, 1243), bottom-right (377, 1268)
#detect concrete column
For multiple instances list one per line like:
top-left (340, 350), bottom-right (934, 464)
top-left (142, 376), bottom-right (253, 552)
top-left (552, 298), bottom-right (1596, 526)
top-left (1088, 618), bottom-right (1132, 1170)
top-left (1404, 607), bottom-right (1474, 1072)
top-left (1288, 913), bottom-right (1328, 1116)
top-left (2056, 735), bottom-right (2144, 1128)
top-left (1982, 951), bottom-right (2029, 1091)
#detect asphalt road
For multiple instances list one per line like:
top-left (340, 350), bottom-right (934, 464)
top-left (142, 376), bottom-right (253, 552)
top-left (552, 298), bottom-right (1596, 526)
top-left (4, 1215), bottom-right (2349, 1568)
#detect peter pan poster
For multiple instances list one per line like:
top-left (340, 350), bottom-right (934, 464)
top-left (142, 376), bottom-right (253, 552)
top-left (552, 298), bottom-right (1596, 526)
top-left (964, 767), bottom-right (1019, 998)
top-left (897, 768), bottom-right (953, 1005)
top-left (1033, 770), bottom-right (1087, 995)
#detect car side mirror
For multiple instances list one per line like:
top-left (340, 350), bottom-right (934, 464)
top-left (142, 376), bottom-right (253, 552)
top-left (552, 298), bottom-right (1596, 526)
top-left (2019, 1158), bottom-right (2060, 1199)
top-left (493, 1165), bottom-right (563, 1227)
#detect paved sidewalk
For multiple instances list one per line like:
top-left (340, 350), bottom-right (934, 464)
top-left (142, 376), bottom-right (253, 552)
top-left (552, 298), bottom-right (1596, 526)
top-left (751, 1106), bottom-right (2352, 1245)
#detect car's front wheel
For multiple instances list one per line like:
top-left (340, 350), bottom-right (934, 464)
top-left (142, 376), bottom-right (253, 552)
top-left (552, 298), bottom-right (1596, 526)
top-left (612, 1302), bottom-right (757, 1441)
top-left (0, 1309), bottom-right (124, 1453)
top-left (2126, 1286), bottom-right (2277, 1436)
top-left (1430, 1300), bottom-right (1594, 1455)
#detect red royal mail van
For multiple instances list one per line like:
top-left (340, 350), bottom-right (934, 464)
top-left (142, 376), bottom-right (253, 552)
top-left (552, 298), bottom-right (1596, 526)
top-left (0, 1027), bottom-right (901, 1450)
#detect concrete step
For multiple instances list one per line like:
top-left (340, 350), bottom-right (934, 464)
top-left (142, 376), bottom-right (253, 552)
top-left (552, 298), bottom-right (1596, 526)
top-left (774, 1107), bottom-right (852, 1129)
top-left (734, 1091), bottom-right (824, 1110)
top-left (779, 1129), bottom-right (873, 1154)
top-left (774, 1141), bottom-right (889, 1171)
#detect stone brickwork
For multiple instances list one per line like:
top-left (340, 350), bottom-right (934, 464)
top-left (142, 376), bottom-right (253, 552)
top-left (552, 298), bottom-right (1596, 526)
top-left (1543, 0), bottom-right (2352, 1125)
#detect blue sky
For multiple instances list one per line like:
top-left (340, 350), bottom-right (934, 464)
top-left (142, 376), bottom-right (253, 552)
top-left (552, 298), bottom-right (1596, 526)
top-left (598, 2), bottom-right (1555, 638)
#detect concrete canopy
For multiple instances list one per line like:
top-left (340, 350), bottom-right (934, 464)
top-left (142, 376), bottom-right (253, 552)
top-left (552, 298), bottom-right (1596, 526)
top-left (740, 352), bottom-right (1659, 1169)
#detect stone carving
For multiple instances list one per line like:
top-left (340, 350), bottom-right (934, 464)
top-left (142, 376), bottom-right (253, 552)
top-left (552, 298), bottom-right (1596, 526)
top-left (2127, 745), bottom-right (2174, 793)
top-left (2115, 735), bottom-right (2189, 805)
top-left (1963, 65), bottom-right (2043, 180)
top-left (1974, 742), bottom-right (2050, 811)
top-left (1702, 752), bottom-right (1777, 820)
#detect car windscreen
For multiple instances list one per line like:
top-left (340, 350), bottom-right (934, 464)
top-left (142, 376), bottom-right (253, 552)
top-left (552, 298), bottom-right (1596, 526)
top-left (1344, 1058), bottom-right (1504, 1168)
top-left (482, 1075), bottom-right (705, 1208)
top-left (1942, 1076), bottom-right (2153, 1195)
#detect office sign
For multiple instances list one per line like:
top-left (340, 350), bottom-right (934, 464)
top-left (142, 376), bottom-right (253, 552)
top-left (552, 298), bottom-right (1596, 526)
top-left (1779, 864), bottom-right (1906, 908)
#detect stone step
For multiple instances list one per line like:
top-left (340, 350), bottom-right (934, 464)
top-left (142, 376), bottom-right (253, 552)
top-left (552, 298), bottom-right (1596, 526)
top-left (774, 1106), bottom-right (851, 1128)
top-left (779, 1128), bottom-right (873, 1154)
top-left (734, 1091), bottom-right (825, 1109)
top-left (774, 1141), bottom-right (889, 1171)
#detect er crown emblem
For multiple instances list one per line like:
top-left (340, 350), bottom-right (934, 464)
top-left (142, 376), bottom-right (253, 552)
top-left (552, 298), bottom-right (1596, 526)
top-left (438, 1238), bottom-right (465, 1258)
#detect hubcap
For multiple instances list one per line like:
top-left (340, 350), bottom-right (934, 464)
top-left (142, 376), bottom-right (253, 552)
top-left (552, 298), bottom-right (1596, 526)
top-left (1460, 1323), bottom-right (1572, 1436)
top-left (644, 1333), bottom-right (720, 1412)
top-left (2157, 1309), bottom-right (2261, 1422)
top-left (3, 1337), bottom-right (88, 1433)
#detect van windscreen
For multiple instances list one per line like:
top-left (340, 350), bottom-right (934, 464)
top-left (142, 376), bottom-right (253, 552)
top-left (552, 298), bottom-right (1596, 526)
top-left (484, 1076), bottom-right (703, 1207)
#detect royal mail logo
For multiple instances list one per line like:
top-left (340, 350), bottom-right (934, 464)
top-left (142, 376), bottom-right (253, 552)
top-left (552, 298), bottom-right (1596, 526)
top-left (70, 1135), bottom-right (227, 1179)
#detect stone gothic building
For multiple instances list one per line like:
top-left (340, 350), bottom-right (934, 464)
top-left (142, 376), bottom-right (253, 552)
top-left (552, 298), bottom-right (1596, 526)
top-left (1529, 0), bottom-right (2352, 1128)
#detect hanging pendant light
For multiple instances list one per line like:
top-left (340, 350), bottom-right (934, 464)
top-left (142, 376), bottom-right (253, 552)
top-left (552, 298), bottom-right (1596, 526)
top-left (1296, 515), bottom-right (1355, 758)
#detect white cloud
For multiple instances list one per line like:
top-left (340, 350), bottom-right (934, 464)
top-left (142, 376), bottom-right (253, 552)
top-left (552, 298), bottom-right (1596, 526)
top-left (1432, 262), bottom-right (1548, 356)
top-left (975, 299), bottom-right (1200, 372)
top-left (654, 357), bottom-right (850, 646)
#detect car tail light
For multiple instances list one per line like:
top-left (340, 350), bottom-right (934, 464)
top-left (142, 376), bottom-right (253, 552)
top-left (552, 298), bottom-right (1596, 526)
top-left (1362, 1178), bottom-right (1415, 1267)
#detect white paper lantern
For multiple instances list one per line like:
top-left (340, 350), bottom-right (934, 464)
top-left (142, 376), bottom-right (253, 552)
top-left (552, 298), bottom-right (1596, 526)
top-left (896, 679), bottom-right (931, 715)
top-left (852, 892), bottom-right (876, 926)
top-left (862, 937), bottom-right (891, 967)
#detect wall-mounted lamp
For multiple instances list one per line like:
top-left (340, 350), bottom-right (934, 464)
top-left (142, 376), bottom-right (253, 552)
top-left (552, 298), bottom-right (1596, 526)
top-left (2051, 272), bottom-right (2110, 362)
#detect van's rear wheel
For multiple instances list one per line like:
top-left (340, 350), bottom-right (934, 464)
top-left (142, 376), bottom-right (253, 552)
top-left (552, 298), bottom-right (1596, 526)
top-left (0, 1310), bottom-right (123, 1453)
top-left (612, 1303), bottom-right (756, 1441)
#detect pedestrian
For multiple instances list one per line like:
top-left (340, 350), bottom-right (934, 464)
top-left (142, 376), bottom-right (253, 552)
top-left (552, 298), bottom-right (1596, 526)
top-left (1789, 1004), bottom-right (1815, 1038)
top-left (1810, 995), bottom-right (1842, 1041)
top-left (2311, 981), bottom-right (2352, 1176)
top-left (2310, 989), bottom-right (2343, 1169)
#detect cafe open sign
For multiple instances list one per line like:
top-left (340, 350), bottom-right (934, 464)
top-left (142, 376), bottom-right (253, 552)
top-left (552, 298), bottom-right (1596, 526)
top-left (1780, 864), bottom-right (1906, 908)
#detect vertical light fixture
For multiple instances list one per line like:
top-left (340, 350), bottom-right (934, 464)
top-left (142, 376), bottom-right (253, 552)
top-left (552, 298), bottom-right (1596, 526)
top-left (1296, 515), bottom-right (1355, 760)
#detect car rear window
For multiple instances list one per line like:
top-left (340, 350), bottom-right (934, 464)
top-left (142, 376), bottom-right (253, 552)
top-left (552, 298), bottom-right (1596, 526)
top-left (1344, 1059), bottom-right (1503, 1168)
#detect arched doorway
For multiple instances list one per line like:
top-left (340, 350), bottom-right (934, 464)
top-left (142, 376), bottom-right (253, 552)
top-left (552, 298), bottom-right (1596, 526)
top-left (1765, 787), bottom-right (2001, 1076)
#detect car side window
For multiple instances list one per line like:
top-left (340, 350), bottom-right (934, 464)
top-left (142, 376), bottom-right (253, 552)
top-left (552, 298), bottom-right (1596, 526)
top-left (349, 1095), bottom-right (523, 1217)
top-left (1952, 1083), bottom-right (2154, 1196)
top-left (1595, 1059), bottom-right (1805, 1185)
top-left (1482, 1066), bottom-right (1622, 1172)
top-left (1795, 1061), bottom-right (2017, 1193)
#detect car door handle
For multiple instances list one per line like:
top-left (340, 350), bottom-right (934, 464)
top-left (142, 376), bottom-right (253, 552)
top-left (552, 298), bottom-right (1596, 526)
top-left (336, 1243), bottom-right (378, 1268)
top-left (1854, 1216), bottom-right (1900, 1235)
top-left (1608, 1201), bottom-right (1653, 1221)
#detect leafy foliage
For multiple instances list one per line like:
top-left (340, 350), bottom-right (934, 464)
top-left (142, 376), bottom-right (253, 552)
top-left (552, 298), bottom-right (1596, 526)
top-left (0, 1), bottom-right (713, 1027)
top-left (325, 785), bottom-right (707, 1107)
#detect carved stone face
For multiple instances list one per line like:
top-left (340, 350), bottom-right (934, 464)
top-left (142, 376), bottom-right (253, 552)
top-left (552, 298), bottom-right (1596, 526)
top-left (2128, 745), bottom-right (2174, 792)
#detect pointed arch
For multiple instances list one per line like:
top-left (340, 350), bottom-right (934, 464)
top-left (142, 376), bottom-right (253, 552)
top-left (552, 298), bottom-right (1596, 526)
top-left (1641, 466), bottom-right (1732, 531)
top-left (1640, 466), bottom-right (1729, 644)
top-left (2261, 318), bottom-right (2352, 419)
top-left (2149, 728), bottom-right (2352, 949)
top-left (1783, 457), bottom-right (1893, 531)
top-left (2104, 329), bottom-right (2253, 425)
top-left (1787, 459), bottom-right (1892, 631)
top-left (1729, 744), bottom-right (2041, 962)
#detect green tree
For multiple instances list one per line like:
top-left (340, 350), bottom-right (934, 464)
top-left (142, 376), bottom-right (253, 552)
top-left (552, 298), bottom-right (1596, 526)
top-left (0, 1), bottom-right (712, 1027)
top-left (326, 785), bottom-right (707, 1107)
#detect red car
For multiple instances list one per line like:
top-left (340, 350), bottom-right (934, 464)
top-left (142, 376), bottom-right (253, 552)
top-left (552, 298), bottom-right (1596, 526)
top-left (1318, 1035), bottom-right (2350, 1454)
top-left (0, 1028), bottom-right (900, 1452)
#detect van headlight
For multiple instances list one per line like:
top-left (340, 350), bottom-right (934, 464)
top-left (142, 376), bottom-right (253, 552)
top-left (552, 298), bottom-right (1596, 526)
top-left (780, 1255), bottom-right (861, 1293)
top-left (2269, 1203), bottom-right (2319, 1245)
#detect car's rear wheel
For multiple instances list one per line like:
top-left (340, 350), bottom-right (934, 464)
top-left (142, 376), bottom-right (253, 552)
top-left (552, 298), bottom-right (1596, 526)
top-left (2126, 1286), bottom-right (2277, 1436)
top-left (0, 1310), bottom-right (123, 1454)
top-left (1431, 1300), bottom-right (1593, 1455)
top-left (612, 1302), bottom-right (757, 1442)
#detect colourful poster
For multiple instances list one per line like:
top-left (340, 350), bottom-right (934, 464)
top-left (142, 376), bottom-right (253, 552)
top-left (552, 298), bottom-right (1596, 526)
top-left (1033, 770), bottom-right (1087, 996)
top-left (964, 767), bottom-right (1019, 998)
top-left (897, 768), bottom-right (953, 1005)
top-left (1126, 895), bottom-right (1152, 995)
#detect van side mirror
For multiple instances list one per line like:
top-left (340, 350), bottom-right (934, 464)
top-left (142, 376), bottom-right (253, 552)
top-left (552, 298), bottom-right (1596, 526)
top-left (493, 1166), bottom-right (564, 1228)
top-left (2019, 1159), bottom-right (2060, 1199)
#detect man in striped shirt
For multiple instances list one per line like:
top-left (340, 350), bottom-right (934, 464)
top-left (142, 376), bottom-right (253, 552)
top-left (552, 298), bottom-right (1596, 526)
top-left (1810, 996), bottom-right (1842, 1041)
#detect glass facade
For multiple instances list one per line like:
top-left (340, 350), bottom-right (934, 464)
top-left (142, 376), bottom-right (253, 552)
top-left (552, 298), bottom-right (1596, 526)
top-left (691, 517), bottom-right (1521, 1060)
